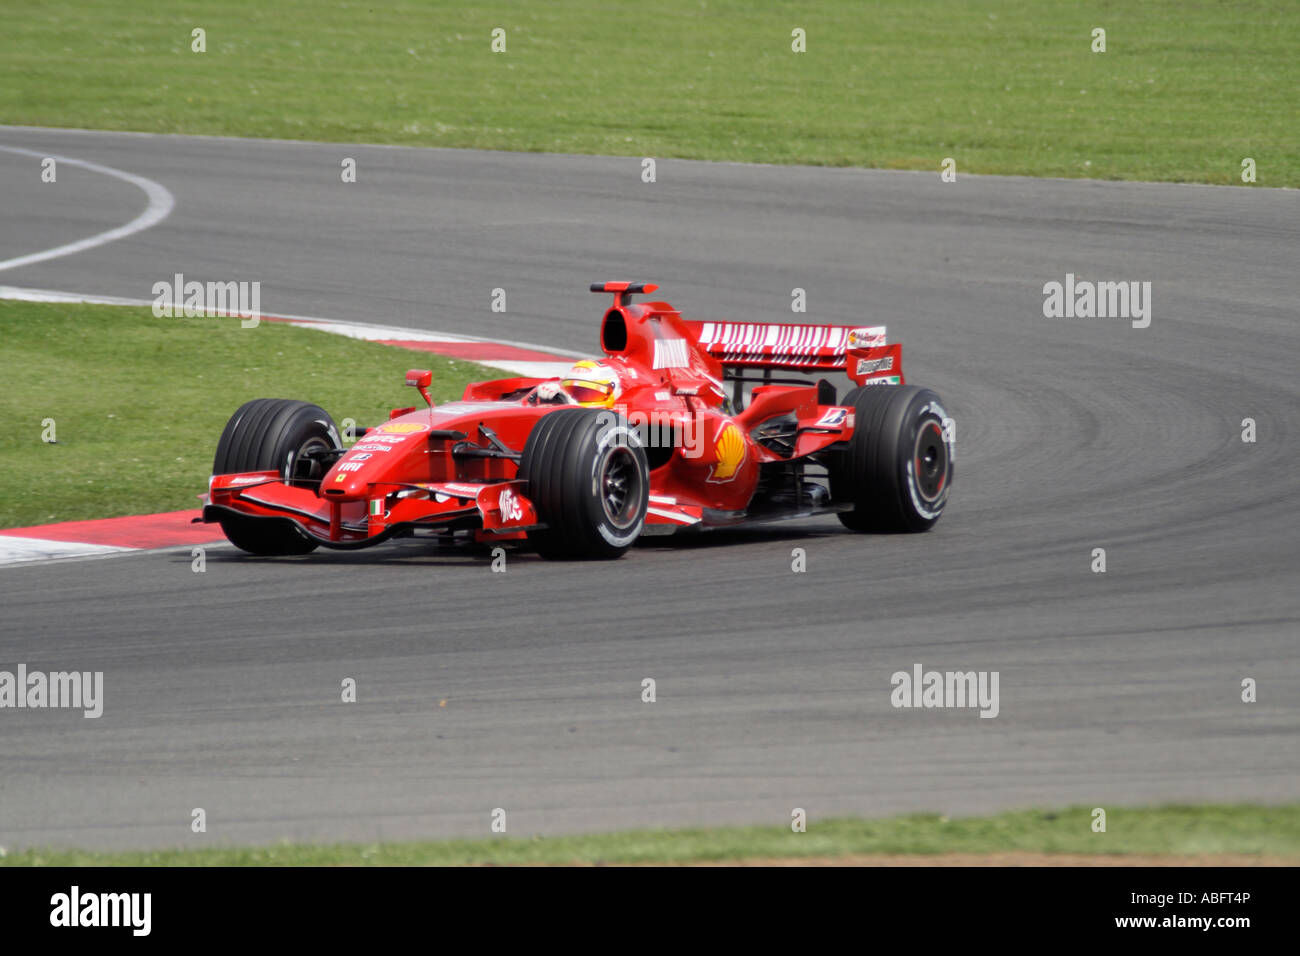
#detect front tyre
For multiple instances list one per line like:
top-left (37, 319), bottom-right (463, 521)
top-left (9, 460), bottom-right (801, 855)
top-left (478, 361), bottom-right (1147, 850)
top-left (519, 409), bottom-right (650, 560)
top-left (212, 398), bottom-right (342, 555)
top-left (832, 385), bottom-right (953, 532)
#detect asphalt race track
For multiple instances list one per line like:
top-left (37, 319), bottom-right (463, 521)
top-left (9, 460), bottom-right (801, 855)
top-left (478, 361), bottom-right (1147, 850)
top-left (1, 126), bottom-right (1297, 850)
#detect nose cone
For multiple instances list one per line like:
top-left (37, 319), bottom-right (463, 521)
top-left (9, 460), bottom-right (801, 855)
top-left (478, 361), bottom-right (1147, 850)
top-left (323, 450), bottom-right (383, 499)
top-left (323, 469), bottom-right (369, 498)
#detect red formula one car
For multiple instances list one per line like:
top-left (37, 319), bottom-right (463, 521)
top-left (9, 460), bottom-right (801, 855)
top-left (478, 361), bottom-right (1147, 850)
top-left (202, 282), bottom-right (954, 558)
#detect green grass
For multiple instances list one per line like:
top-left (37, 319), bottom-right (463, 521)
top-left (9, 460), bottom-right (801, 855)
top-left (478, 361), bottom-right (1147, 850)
top-left (4, 804), bottom-right (1296, 866)
top-left (1, 1), bottom-right (1296, 185)
top-left (0, 300), bottom-right (498, 529)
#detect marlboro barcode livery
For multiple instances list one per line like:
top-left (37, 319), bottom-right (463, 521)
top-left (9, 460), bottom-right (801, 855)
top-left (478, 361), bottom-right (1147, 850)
top-left (202, 282), bottom-right (954, 559)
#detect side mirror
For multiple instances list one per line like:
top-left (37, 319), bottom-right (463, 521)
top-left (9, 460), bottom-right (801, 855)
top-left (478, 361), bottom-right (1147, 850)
top-left (405, 369), bottom-right (433, 408)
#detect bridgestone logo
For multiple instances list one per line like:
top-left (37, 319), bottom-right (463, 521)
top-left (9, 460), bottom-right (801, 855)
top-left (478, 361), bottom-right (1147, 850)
top-left (855, 356), bottom-right (894, 375)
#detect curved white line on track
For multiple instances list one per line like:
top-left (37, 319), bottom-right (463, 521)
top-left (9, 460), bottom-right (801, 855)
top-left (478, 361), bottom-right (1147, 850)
top-left (0, 144), bottom-right (175, 272)
top-left (0, 283), bottom-right (588, 359)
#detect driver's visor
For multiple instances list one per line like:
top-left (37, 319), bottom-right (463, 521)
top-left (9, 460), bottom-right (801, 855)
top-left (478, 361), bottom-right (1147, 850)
top-left (561, 379), bottom-right (614, 405)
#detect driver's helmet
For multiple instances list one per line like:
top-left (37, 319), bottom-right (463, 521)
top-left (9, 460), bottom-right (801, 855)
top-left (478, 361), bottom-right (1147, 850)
top-left (560, 359), bottom-right (621, 408)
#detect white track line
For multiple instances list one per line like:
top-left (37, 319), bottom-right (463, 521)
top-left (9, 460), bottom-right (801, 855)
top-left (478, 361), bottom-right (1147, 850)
top-left (0, 537), bottom-right (132, 567)
top-left (0, 284), bottom-right (587, 362)
top-left (0, 145), bottom-right (175, 272)
top-left (0, 285), bottom-right (580, 374)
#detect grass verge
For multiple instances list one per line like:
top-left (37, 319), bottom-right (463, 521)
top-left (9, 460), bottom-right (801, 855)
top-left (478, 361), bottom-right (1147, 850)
top-left (4, 804), bottom-right (1297, 866)
top-left (0, 300), bottom-right (498, 528)
top-left (1, 1), bottom-right (1296, 186)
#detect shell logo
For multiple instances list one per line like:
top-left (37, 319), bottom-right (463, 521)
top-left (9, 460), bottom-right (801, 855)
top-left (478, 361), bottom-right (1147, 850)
top-left (848, 327), bottom-right (886, 349)
top-left (708, 422), bottom-right (746, 482)
top-left (375, 422), bottom-right (429, 435)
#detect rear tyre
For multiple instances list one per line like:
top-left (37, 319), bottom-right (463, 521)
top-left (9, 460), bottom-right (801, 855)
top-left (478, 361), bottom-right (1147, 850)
top-left (212, 398), bottom-right (341, 554)
top-left (831, 385), bottom-right (953, 532)
top-left (519, 409), bottom-right (649, 560)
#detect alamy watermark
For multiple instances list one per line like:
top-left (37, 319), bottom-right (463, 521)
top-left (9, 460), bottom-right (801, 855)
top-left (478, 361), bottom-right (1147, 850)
top-left (595, 405), bottom-right (703, 457)
top-left (1042, 273), bottom-right (1151, 328)
top-left (50, 886), bottom-right (150, 936)
top-left (891, 663), bottom-right (999, 718)
top-left (152, 272), bottom-right (261, 328)
top-left (0, 664), bottom-right (103, 718)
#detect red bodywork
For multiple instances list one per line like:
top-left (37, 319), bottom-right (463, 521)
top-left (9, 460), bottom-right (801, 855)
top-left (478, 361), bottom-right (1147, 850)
top-left (203, 283), bottom-right (906, 548)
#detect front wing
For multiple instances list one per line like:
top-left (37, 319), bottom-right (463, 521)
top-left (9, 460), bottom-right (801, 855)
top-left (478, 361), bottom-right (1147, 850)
top-left (202, 473), bottom-right (540, 549)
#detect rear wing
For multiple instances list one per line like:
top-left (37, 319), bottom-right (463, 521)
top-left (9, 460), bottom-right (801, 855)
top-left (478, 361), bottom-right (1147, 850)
top-left (683, 320), bottom-right (903, 386)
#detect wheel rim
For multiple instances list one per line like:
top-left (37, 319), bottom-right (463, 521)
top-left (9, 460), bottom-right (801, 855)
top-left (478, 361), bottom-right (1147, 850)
top-left (599, 446), bottom-right (643, 529)
top-left (912, 420), bottom-right (948, 503)
top-left (288, 435), bottom-right (332, 485)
